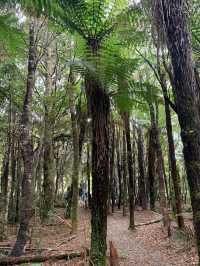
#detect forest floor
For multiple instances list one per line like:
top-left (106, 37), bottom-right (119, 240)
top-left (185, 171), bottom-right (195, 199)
top-left (0, 207), bottom-right (198, 265)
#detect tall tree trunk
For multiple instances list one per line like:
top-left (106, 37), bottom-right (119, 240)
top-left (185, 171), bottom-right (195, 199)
top-left (15, 144), bottom-right (22, 224)
top-left (85, 76), bottom-right (110, 266)
top-left (160, 0), bottom-right (200, 257)
top-left (41, 44), bottom-right (55, 223)
top-left (149, 103), bottom-right (170, 236)
top-left (0, 101), bottom-right (11, 240)
top-left (79, 111), bottom-right (86, 159)
top-left (122, 130), bottom-right (127, 217)
top-left (137, 127), bottom-right (148, 210)
top-left (161, 74), bottom-right (184, 228)
top-left (86, 141), bottom-right (91, 208)
top-left (116, 127), bottom-right (122, 209)
top-left (54, 147), bottom-right (60, 202)
top-left (69, 82), bottom-right (80, 234)
top-left (122, 112), bottom-right (135, 229)
top-left (8, 110), bottom-right (17, 224)
top-left (109, 121), bottom-right (115, 213)
top-left (11, 20), bottom-right (36, 256)
top-left (148, 127), bottom-right (156, 210)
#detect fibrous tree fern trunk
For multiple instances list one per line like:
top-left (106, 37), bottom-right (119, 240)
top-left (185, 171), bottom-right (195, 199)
top-left (86, 75), bottom-right (110, 266)
top-left (122, 112), bottom-right (135, 229)
top-left (160, 0), bottom-right (200, 259)
top-left (11, 19), bottom-right (36, 256)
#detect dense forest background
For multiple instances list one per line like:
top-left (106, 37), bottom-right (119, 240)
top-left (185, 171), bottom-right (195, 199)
top-left (0, 0), bottom-right (200, 265)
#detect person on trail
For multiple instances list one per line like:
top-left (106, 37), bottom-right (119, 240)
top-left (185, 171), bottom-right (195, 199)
top-left (64, 185), bottom-right (73, 218)
top-left (79, 181), bottom-right (88, 207)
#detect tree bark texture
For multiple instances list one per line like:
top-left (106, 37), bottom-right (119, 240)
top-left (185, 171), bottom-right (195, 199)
top-left (41, 44), bottom-right (55, 223)
top-left (0, 98), bottom-right (12, 240)
top-left (116, 127), bottom-right (122, 209)
top-left (122, 130), bottom-right (127, 217)
top-left (149, 103), bottom-right (170, 236)
top-left (122, 112), bottom-right (135, 229)
top-left (11, 20), bottom-right (36, 256)
top-left (161, 0), bottom-right (200, 254)
top-left (137, 127), bottom-right (148, 210)
top-left (85, 76), bottom-right (110, 266)
top-left (148, 127), bottom-right (156, 210)
top-left (160, 73), bottom-right (184, 229)
top-left (69, 81), bottom-right (80, 234)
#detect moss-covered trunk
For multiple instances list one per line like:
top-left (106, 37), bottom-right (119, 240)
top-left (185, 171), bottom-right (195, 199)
top-left (0, 98), bottom-right (12, 240)
top-left (41, 45), bottom-right (55, 223)
top-left (8, 110), bottom-right (17, 224)
top-left (11, 20), bottom-right (36, 256)
top-left (69, 82), bottom-right (80, 233)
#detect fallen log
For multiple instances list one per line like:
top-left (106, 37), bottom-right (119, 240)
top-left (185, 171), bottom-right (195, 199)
top-left (0, 246), bottom-right (49, 251)
top-left (135, 218), bottom-right (162, 227)
top-left (0, 250), bottom-right (87, 265)
top-left (56, 235), bottom-right (76, 247)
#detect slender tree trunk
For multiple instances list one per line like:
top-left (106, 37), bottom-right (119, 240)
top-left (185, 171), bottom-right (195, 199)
top-left (0, 98), bottom-right (12, 240)
top-left (11, 20), bottom-right (36, 256)
top-left (79, 112), bottom-right (86, 159)
top-left (122, 112), bottom-right (135, 229)
top-left (54, 147), bottom-right (60, 202)
top-left (8, 111), bottom-right (17, 224)
top-left (161, 74), bottom-right (184, 228)
top-left (122, 130), bottom-right (127, 217)
top-left (116, 127), bottom-right (122, 209)
top-left (149, 103), bottom-right (170, 236)
top-left (86, 141), bottom-right (91, 208)
top-left (69, 82), bottom-right (80, 233)
top-left (137, 127), bottom-right (148, 210)
top-left (35, 148), bottom-right (43, 204)
top-left (110, 122), bottom-right (115, 213)
top-left (41, 45), bottom-right (55, 223)
top-left (15, 144), bottom-right (22, 224)
top-left (147, 127), bottom-right (156, 210)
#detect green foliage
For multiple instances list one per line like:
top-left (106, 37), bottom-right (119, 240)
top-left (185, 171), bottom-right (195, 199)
top-left (191, 0), bottom-right (200, 65)
top-left (0, 13), bottom-right (25, 57)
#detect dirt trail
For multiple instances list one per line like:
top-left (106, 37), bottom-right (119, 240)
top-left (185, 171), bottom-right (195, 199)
top-left (1, 208), bottom-right (198, 265)
top-left (107, 210), bottom-right (197, 266)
